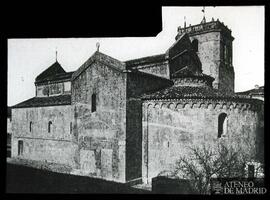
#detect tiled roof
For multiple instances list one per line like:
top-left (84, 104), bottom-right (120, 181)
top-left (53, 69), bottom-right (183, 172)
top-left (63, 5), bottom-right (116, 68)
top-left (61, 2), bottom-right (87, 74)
top-left (129, 70), bottom-right (172, 83)
top-left (35, 61), bottom-right (66, 83)
top-left (125, 54), bottom-right (167, 67)
top-left (35, 71), bottom-right (74, 84)
top-left (12, 95), bottom-right (71, 108)
top-left (142, 86), bottom-right (262, 103)
top-left (171, 66), bottom-right (214, 81)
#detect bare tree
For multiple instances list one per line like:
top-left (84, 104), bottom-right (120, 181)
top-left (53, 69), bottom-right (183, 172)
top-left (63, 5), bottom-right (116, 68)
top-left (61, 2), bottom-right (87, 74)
top-left (172, 140), bottom-right (257, 194)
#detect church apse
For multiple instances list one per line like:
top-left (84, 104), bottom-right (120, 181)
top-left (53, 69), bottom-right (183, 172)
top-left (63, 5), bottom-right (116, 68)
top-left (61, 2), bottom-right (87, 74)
top-left (142, 99), bottom-right (262, 183)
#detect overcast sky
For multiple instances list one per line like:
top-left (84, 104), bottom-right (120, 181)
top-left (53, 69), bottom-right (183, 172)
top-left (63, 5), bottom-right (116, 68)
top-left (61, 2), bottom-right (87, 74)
top-left (8, 6), bottom-right (264, 106)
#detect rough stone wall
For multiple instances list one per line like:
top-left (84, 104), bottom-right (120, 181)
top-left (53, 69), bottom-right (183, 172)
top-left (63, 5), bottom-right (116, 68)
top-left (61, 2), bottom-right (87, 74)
top-left (11, 105), bottom-right (77, 167)
top-left (36, 81), bottom-right (71, 97)
top-left (124, 72), bottom-right (172, 182)
top-left (130, 61), bottom-right (170, 79)
top-left (219, 63), bottom-right (235, 94)
top-left (189, 32), bottom-right (235, 94)
top-left (126, 99), bottom-right (142, 181)
top-left (256, 103), bottom-right (264, 163)
top-left (72, 60), bottom-right (127, 183)
top-left (169, 52), bottom-right (201, 75)
top-left (127, 72), bottom-right (172, 98)
top-left (142, 100), bottom-right (261, 183)
top-left (190, 32), bottom-right (221, 89)
top-left (168, 34), bottom-right (202, 76)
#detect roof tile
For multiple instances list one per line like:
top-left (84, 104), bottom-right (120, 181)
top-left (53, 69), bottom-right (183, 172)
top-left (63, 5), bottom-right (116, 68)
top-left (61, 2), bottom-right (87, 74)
top-left (12, 95), bottom-right (71, 108)
top-left (125, 54), bottom-right (166, 67)
top-left (142, 86), bottom-right (263, 104)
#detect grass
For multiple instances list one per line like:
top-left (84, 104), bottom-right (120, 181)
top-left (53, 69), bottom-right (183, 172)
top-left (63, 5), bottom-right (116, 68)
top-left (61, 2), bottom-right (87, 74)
top-left (6, 163), bottom-right (150, 194)
top-left (7, 158), bottom-right (72, 174)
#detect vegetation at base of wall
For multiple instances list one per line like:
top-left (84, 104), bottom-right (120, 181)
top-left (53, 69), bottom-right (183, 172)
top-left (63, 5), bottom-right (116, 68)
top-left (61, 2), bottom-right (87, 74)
top-left (7, 158), bottom-right (72, 174)
top-left (167, 139), bottom-right (263, 194)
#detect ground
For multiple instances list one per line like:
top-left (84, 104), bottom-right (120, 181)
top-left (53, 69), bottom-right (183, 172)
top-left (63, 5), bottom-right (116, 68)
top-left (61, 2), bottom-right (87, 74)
top-left (6, 163), bottom-right (150, 194)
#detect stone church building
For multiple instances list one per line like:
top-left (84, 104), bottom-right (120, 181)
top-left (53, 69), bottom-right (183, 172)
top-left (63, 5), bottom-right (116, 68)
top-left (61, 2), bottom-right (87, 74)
top-left (11, 19), bottom-right (264, 184)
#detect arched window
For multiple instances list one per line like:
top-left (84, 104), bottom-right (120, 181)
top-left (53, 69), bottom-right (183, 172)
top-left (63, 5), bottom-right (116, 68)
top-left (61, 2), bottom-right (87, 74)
top-left (192, 39), bottom-right (199, 52)
top-left (29, 121), bottom-right (32, 132)
top-left (91, 93), bottom-right (96, 112)
top-left (18, 140), bottom-right (23, 155)
top-left (218, 113), bottom-right (228, 138)
top-left (48, 121), bottom-right (52, 133)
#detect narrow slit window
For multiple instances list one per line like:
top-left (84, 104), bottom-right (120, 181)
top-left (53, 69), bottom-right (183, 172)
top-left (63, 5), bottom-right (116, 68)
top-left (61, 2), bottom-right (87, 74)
top-left (29, 121), bottom-right (32, 132)
top-left (48, 121), bottom-right (52, 133)
top-left (70, 122), bottom-right (72, 134)
top-left (92, 93), bottom-right (96, 112)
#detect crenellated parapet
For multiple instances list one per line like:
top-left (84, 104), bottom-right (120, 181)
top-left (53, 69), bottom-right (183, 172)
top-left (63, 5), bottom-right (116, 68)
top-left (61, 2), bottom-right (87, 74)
top-left (176, 20), bottom-right (234, 41)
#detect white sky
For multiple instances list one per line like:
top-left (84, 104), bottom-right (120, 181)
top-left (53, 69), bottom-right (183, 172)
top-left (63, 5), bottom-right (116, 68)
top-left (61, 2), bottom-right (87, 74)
top-left (8, 6), bottom-right (265, 106)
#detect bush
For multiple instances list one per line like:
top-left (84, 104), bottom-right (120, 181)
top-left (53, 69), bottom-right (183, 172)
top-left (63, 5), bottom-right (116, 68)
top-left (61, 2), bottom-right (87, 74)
top-left (172, 141), bottom-right (259, 194)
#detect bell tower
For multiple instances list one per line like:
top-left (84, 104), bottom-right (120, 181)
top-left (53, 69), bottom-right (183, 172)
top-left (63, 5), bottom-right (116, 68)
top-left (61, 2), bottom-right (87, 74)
top-left (175, 17), bottom-right (235, 94)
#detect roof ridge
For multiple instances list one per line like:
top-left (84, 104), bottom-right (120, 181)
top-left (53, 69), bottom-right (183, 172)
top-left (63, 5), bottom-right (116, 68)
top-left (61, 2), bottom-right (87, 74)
top-left (125, 53), bottom-right (165, 62)
top-left (129, 70), bottom-right (173, 83)
top-left (125, 53), bottom-right (166, 67)
top-left (12, 95), bottom-right (71, 108)
top-left (35, 61), bottom-right (66, 82)
top-left (72, 51), bottom-right (126, 81)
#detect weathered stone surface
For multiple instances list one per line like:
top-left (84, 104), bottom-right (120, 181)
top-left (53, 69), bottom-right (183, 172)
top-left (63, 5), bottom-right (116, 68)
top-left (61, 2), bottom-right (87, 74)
top-left (168, 33), bottom-right (202, 76)
top-left (132, 61), bottom-right (170, 79)
top-left (11, 105), bottom-right (77, 167)
top-left (189, 30), bottom-right (234, 94)
top-left (101, 149), bottom-right (113, 180)
top-left (72, 60), bottom-right (127, 182)
top-left (80, 150), bottom-right (96, 173)
top-left (10, 20), bottom-right (263, 187)
top-left (126, 99), bottom-right (142, 181)
top-left (142, 100), bottom-right (261, 183)
top-left (36, 81), bottom-right (71, 97)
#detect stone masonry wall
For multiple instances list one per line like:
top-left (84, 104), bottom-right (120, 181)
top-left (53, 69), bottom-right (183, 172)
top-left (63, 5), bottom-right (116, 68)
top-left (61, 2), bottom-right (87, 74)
top-left (142, 100), bottom-right (261, 183)
top-left (36, 81), bottom-right (71, 97)
top-left (11, 105), bottom-right (77, 167)
top-left (72, 60), bottom-right (127, 183)
top-left (127, 72), bottom-right (172, 98)
top-left (190, 32), bottom-right (221, 89)
top-left (219, 63), bottom-right (235, 94)
top-left (126, 99), bottom-right (142, 182)
top-left (168, 34), bottom-right (202, 76)
top-left (125, 72), bottom-right (172, 182)
top-left (134, 61), bottom-right (170, 79)
top-left (189, 32), bottom-right (235, 94)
